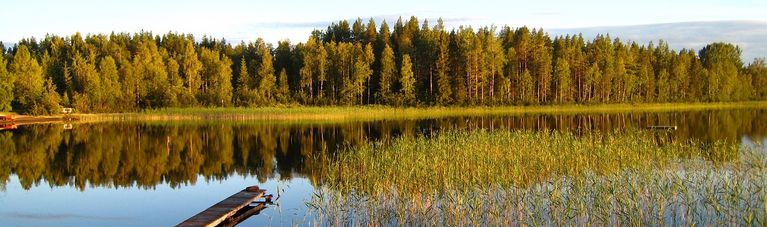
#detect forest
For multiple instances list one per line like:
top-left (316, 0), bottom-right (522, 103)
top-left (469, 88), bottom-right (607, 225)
top-left (0, 16), bottom-right (766, 114)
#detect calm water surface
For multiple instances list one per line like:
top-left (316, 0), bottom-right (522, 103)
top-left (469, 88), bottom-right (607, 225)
top-left (1, 109), bottom-right (766, 226)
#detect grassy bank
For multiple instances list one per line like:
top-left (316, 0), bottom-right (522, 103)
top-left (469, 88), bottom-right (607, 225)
top-left (307, 129), bottom-right (767, 226)
top-left (71, 101), bottom-right (767, 122)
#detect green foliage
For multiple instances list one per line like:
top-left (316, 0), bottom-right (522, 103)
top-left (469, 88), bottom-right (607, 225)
top-left (350, 43), bottom-right (374, 105)
top-left (98, 56), bottom-right (123, 111)
top-left (0, 56), bottom-right (13, 111)
top-left (482, 26), bottom-right (506, 103)
top-left (234, 58), bottom-right (253, 106)
top-left (377, 44), bottom-right (396, 104)
top-left (335, 42), bottom-right (356, 105)
top-left (35, 78), bottom-right (61, 114)
top-left (180, 40), bottom-right (203, 99)
top-left (0, 19), bottom-right (763, 114)
top-left (532, 30), bottom-right (552, 104)
top-left (554, 58), bottom-right (571, 103)
top-left (10, 45), bottom-right (46, 114)
top-left (748, 58), bottom-right (767, 99)
top-left (700, 43), bottom-right (742, 101)
top-left (300, 37), bottom-right (326, 101)
top-left (256, 40), bottom-right (276, 105)
top-left (131, 40), bottom-right (171, 108)
top-left (435, 30), bottom-right (452, 105)
top-left (198, 47), bottom-right (233, 106)
top-left (71, 54), bottom-right (101, 112)
top-left (315, 129), bottom-right (762, 226)
top-left (521, 70), bottom-right (534, 104)
top-left (656, 69), bottom-right (670, 102)
top-left (400, 54), bottom-right (415, 105)
top-left (277, 68), bottom-right (290, 103)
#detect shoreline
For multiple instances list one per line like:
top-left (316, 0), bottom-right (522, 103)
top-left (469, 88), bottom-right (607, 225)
top-left (4, 101), bottom-right (767, 124)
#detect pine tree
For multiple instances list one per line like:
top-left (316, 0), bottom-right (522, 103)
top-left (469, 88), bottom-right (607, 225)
top-left (62, 62), bottom-right (73, 100)
top-left (36, 78), bottom-right (61, 114)
top-left (71, 54), bottom-right (101, 112)
top-left (435, 30), bottom-right (452, 105)
top-left (532, 30), bottom-right (552, 104)
top-left (554, 58), bottom-right (571, 103)
top-left (400, 54), bottom-right (415, 105)
top-left (669, 54), bottom-right (690, 101)
top-left (484, 27), bottom-right (506, 103)
top-left (377, 20), bottom-right (392, 51)
top-left (506, 47), bottom-right (518, 102)
top-left (456, 27), bottom-right (476, 102)
top-left (352, 18), bottom-right (365, 43)
top-left (656, 69), bottom-right (670, 102)
top-left (273, 40), bottom-right (294, 87)
top-left (234, 58), bottom-right (251, 106)
top-left (365, 18), bottom-right (378, 45)
top-left (277, 68), bottom-right (290, 103)
top-left (521, 70), bottom-right (534, 104)
top-left (378, 44), bottom-right (396, 104)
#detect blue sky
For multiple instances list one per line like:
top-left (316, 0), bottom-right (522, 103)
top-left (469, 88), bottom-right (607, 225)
top-left (1, 0), bottom-right (766, 44)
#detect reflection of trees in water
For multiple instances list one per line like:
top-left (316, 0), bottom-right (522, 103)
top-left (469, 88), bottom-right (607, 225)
top-left (0, 109), bottom-right (765, 190)
top-left (1, 122), bottom-right (384, 190)
top-left (429, 109), bottom-right (767, 144)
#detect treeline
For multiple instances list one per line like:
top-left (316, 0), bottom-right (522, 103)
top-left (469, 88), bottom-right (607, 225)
top-left (1, 16), bottom-right (766, 114)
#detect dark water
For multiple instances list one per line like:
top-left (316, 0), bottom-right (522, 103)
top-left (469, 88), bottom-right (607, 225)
top-left (0, 109), bottom-right (766, 226)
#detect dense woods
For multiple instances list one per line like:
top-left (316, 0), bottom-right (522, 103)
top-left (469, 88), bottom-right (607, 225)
top-left (1, 17), bottom-right (766, 114)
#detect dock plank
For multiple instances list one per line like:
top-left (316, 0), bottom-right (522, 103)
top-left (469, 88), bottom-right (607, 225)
top-left (177, 187), bottom-right (265, 227)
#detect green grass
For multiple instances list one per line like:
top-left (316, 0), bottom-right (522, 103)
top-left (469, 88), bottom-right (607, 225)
top-left (73, 101), bottom-right (767, 122)
top-left (307, 129), bottom-right (767, 226)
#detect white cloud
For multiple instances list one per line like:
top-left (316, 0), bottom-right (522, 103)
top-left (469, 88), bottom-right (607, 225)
top-left (549, 21), bottom-right (767, 62)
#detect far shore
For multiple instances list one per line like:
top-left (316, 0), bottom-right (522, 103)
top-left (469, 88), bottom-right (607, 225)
top-left (2, 101), bottom-right (766, 125)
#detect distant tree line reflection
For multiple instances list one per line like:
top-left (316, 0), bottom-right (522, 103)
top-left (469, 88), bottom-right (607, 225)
top-left (0, 109), bottom-right (765, 190)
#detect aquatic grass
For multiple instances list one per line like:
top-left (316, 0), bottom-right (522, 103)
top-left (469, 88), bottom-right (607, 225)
top-left (71, 101), bottom-right (767, 122)
top-left (310, 162), bottom-right (767, 226)
top-left (307, 129), bottom-right (767, 226)
top-left (323, 129), bottom-right (738, 194)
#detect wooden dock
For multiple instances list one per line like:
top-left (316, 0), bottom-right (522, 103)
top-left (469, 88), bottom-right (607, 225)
top-left (0, 114), bottom-right (14, 122)
top-left (177, 186), bottom-right (271, 227)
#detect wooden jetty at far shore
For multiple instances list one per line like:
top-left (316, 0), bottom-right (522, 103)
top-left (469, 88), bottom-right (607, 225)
top-left (647, 125), bottom-right (678, 130)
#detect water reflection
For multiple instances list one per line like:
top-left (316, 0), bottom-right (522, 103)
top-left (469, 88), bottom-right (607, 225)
top-left (1, 109), bottom-right (766, 190)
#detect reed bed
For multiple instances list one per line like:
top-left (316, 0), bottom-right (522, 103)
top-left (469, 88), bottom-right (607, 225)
top-left (307, 129), bottom-right (767, 226)
top-left (72, 101), bottom-right (767, 122)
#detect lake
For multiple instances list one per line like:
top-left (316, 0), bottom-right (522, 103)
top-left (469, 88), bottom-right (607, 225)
top-left (1, 108), bottom-right (766, 226)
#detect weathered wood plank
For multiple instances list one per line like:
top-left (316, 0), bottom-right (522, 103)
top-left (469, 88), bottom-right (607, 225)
top-left (177, 186), bottom-right (265, 227)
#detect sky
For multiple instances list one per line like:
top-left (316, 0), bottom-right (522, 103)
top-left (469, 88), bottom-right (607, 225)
top-left (1, 0), bottom-right (766, 47)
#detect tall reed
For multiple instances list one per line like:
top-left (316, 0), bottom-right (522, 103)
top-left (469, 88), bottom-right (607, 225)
top-left (307, 129), bottom-right (766, 226)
